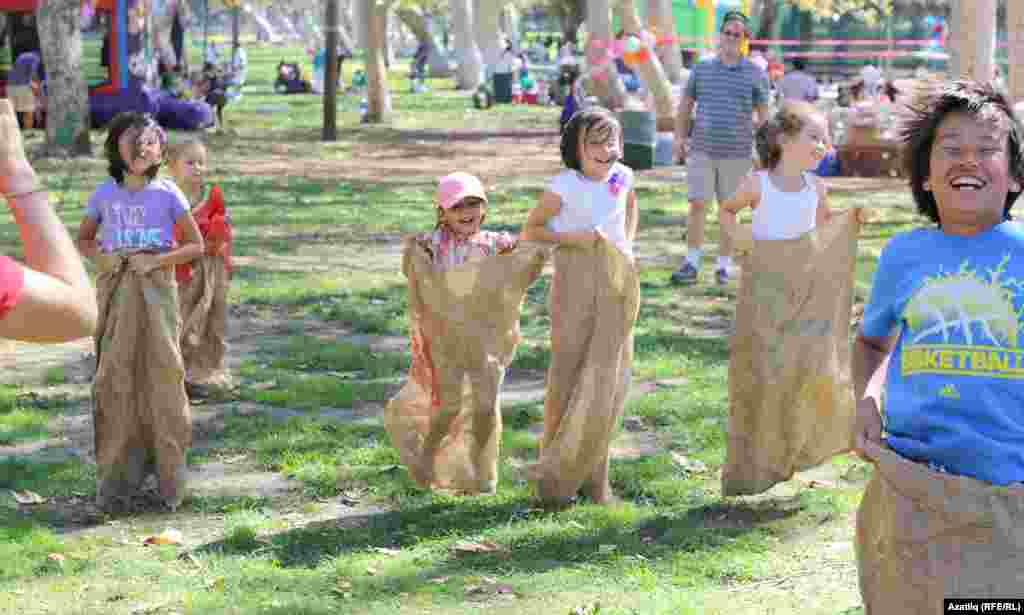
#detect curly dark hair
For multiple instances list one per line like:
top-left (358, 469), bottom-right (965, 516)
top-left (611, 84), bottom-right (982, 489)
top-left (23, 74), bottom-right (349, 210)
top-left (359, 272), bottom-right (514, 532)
top-left (104, 112), bottom-right (166, 185)
top-left (900, 79), bottom-right (1024, 225)
top-left (755, 101), bottom-right (819, 170)
top-left (559, 106), bottom-right (621, 172)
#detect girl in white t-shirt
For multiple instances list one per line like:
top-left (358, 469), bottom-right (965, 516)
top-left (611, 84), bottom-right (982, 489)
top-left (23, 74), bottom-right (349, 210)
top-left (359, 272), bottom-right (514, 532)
top-left (720, 101), bottom-right (867, 241)
top-left (522, 107), bottom-right (639, 506)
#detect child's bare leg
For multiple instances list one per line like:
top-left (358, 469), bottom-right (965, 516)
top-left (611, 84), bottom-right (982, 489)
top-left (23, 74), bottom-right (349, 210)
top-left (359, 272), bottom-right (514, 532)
top-left (469, 363), bottom-right (504, 494)
top-left (581, 452), bottom-right (613, 504)
top-left (415, 361), bottom-right (465, 486)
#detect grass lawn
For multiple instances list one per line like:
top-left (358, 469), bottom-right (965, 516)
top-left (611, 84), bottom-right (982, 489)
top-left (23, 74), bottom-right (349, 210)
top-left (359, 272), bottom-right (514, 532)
top-left (0, 38), bottom-right (926, 615)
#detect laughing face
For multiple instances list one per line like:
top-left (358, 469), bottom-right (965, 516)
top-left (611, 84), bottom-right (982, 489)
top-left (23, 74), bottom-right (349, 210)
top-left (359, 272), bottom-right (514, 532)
top-left (578, 120), bottom-right (621, 181)
top-left (118, 125), bottom-right (164, 178)
top-left (927, 111), bottom-right (1020, 230)
top-left (440, 196), bottom-right (486, 238)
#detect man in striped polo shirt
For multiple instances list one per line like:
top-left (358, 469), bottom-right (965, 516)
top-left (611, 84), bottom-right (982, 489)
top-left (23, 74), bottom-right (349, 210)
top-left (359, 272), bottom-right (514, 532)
top-left (671, 11), bottom-right (769, 286)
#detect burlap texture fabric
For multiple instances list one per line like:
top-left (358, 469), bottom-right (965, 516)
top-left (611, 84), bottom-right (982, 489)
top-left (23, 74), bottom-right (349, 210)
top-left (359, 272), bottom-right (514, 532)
top-left (533, 239), bottom-right (640, 502)
top-left (857, 440), bottom-right (1024, 613)
top-left (178, 254), bottom-right (232, 388)
top-left (93, 254), bottom-right (190, 507)
top-left (722, 211), bottom-right (859, 496)
top-left (385, 240), bottom-right (551, 494)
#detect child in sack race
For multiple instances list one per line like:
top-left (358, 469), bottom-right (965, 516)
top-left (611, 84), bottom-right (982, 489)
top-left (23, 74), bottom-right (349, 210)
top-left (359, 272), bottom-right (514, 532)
top-left (77, 112), bottom-right (204, 512)
top-left (853, 80), bottom-right (1024, 612)
top-left (166, 138), bottom-right (235, 400)
top-left (385, 172), bottom-right (550, 495)
top-left (717, 101), bottom-right (868, 496)
top-left (522, 107), bottom-right (640, 506)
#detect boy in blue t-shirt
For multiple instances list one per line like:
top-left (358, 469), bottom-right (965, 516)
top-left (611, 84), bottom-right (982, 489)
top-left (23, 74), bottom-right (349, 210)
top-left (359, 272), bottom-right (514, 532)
top-left (854, 80), bottom-right (1024, 484)
top-left (853, 79), bottom-right (1024, 609)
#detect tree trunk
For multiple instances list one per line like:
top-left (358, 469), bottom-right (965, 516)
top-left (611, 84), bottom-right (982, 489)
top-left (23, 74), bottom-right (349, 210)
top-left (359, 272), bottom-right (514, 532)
top-left (37, 0), bottom-right (90, 156)
top-left (500, 4), bottom-right (519, 50)
top-left (363, 0), bottom-right (390, 123)
top-left (558, 0), bottom-right (585, 46)
top-left (452, 0), bottom-right (483, 90)
top-left (338, 4), bottom-right (357, 52)
top-left (647, 0), bottom-right (683, 84)
top-left (1009, 0), bottom-right (1024, 103)
top-left (396, 7), bottom-right (452, 77)
top-left (952, 0), bottom-right (995, 82)
top-left (619, 0), bottom-right (673, 127)
top-left (350, 0), bottom-right (365, 49)
top-left (323, 0), bottom-right (339, 141)
top-left (586, 0), bottom-right (626, 109)
top-left (475, 0), bottom-right (503, 79)
top-left (754, 0), bottom-right (778, 54)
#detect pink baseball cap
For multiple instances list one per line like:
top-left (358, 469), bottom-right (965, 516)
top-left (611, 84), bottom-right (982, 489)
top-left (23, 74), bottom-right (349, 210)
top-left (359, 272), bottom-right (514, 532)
top-left (436, 172), bottom-right (488, 210)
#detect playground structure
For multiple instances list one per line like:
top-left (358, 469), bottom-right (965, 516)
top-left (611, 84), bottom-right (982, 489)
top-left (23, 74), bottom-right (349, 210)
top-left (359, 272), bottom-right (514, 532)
top-left (0, 0), bottom-right (215, 129)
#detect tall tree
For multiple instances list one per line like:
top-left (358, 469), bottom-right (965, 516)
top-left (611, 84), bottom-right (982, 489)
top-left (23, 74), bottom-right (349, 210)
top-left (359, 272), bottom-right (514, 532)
top-left (364, 0), bottom-right (391, 122)
top-left (648, 0), bottom-right (683, 84)
top-left (323, 0), bottom-right (340, 140)
top-left (1009, 0), bottom-right (1024, 102)
top-left (619, 0), bottom-right (674, 126)
top-left (452, 0), bottom-right (483, 89)
top-left (586, 0), bottom-right (626, 109)
top-left (37, 0), bottom-right (90, 156)
top-left (476, 0), bottom-right (504, 78)
top-left (396, 6), bottom-right (453, 76)
top-left (950, 0), bottom-right (994, 81)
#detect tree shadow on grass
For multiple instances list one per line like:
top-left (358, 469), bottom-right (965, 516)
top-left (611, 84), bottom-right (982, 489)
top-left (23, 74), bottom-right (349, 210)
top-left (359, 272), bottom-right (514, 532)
top-left (187, 493), bottom-right (807, 603)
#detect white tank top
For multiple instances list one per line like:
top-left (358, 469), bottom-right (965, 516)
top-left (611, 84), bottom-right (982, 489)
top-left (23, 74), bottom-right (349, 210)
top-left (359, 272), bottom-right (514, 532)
top-left (751, 171), bottom-right (819, 241)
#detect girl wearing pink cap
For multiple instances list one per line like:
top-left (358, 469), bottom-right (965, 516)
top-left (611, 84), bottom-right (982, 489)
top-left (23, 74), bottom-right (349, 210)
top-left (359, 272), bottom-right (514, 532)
top-left (415, 172), bottom-right (516, 270)
top-left (386, 172), bottom-right (548, 496)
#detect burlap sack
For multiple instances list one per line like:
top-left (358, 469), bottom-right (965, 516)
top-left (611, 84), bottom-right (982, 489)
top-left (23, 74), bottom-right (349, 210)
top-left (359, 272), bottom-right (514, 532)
top-left (93, 255), bottom-right (191, 507)
top-left (722, 211), bottom-right (859, 496)
top-left (385, 240), bottom-right (551, 494)
top-left (533, 239), bottom-right (640, 502)
top-left (179, 254), bottom-right (232, 388)
top-left (857, 440), bottom-right (1024, 613)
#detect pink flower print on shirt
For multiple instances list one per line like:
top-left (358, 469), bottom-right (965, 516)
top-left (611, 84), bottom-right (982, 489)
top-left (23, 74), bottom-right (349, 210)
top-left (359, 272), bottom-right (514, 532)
top-left (608, 170), bottom-right (626, 197)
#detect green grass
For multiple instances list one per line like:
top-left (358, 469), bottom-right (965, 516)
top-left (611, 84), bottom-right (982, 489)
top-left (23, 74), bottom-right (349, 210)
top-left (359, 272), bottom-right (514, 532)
top-left (0, 38), bottom-right (926, 615)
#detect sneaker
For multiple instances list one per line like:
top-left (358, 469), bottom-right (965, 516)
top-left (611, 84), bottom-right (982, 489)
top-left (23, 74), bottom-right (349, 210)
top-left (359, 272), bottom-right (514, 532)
top-left (670, 263), bottom-right (699, 286)
top-left (715, 267), bottom-right (730, 285)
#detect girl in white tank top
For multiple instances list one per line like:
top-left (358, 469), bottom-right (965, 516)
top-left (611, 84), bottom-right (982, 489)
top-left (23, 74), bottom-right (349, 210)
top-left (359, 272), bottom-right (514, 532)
top-left (719, 102), bottom-right (834, 241)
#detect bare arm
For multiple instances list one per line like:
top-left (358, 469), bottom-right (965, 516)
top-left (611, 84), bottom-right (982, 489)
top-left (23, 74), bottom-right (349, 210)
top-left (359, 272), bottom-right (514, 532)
top-left (77, 216), bottom-right (99, 260)
top-left (0, 192), bottom-right (98, 343)
top-left (0, 96), bottom-right (97, 343)
top-left (852, 330), bottom-right (897, 460)
top-left (815, 176), bottom-right (833, 227)
top-left (625, 189), bottom-right (638, 242)
top-left (157, 211), bottom-right (204, 268)
top-left (718, 173), bottom-right (759, 241)
top-left (674, 95), bottom-right (694, 143)
top-left (521, 190), bottom-right (597, 248)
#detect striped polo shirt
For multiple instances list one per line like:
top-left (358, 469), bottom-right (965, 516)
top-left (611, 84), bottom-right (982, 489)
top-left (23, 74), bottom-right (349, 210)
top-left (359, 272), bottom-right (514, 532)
top-left (686, 56), bottom-right (769, 160)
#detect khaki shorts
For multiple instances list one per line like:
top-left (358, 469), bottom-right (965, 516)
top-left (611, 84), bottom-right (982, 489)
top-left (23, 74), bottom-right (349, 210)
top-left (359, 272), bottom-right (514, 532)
top-left (7, 85), bottom-right (35, 113)
top-left (686, 152), bottom-right (752, 203)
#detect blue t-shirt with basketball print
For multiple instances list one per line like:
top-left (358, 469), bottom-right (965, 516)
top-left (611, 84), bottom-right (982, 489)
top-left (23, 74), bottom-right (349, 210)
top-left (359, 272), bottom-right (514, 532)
top-left (862, 222), bottom-right (1024, 485)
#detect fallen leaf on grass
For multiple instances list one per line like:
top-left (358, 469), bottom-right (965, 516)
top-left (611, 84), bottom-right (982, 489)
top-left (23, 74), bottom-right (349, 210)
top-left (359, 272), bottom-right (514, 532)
top-left (598, 544), bottom-right (618, 554)
top-left (801, 479), bottom-right (836, 489)
top-left (373, 547), bottom-right (400, 556)
top-left (452, 540), bottom-right (506, 554)
top-left (670, 452), bottom-right (708, 473)
top-left (206, 577), bottom-right (225, 592)
top-left (46, 553), bottom-right (65, 563)
top-left (249, 380), bottom-right (278, 392)
top-left (11, 489), bottom-right (46, 505)
top-left (429, 577), bottom-right (449, 584)
top-left (366, 566), bottom-right (378, 576)
top-left (143, 529), bottom-right (184, 546)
